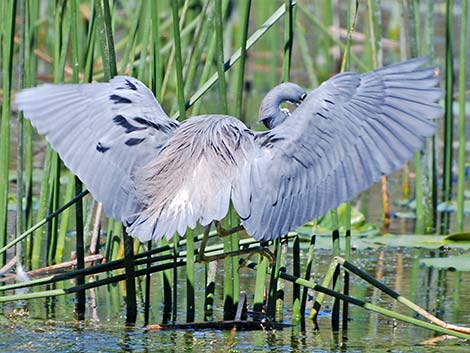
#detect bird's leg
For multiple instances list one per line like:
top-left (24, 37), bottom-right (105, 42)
top-left (238, 245), bottom-right (275, 269)
top-left (215, 221), bottom-right (244, 237)
top-left (198, 244), bottom-right (275, 266)
top-left (197, 224), bottom-right (212, 263)
top-left (197, 221), bottom-right (275, 265)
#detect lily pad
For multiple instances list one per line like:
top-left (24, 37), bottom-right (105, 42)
top-left (295, 233), bottom-right (470, 250)
top-left (443, 232), bottom-right (470, 242)
top-left (420, 255), bottom-right (470, 271)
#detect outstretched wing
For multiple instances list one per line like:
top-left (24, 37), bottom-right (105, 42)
top-left (16, 77), bottom-right (179, 221)
top-left (127, 115), bottom-right (255, 242)
top-left (243, 57), bottom-right (443, 241)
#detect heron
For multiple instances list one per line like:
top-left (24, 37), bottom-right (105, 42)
top-left (16, 57), bottom-right (442, 262)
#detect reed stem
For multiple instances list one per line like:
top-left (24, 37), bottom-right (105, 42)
top-left (457, 0), bottom-right (468, 232)
top-left (441, 0), bottom-right (454, 235)
top-left (0, 0), bottom-right (17, 266)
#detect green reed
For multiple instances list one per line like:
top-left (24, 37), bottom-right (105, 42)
top-left (0, 0), bottom-right (17, 266)
top-left (442, 0), bottom-right (454, 235)
top-left (457, 0), bottom-right (468, 232)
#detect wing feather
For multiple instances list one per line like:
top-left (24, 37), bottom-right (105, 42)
top-left (16, 76), bottom-right (178, 221)
top-left (242, 57), bottom-right (443, 240)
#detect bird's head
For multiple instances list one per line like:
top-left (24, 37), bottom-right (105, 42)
top-left (258, 82), bottom-right (307, 129)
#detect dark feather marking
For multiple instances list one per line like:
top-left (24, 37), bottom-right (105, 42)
top-left (113, 114), bottom-right (145, 133)
top-left (292, 155), bottom-right (308, 169)
top-left (132, 117), bottom-right (176, 134)
top-left (125, 137), bottom-right (146, 146)
top-left (134, 117), bottom-right (160, 129)
top-left (324, 99), bottom-right (335, 105)
top-left (316, 112), bottom-right (328, 119)
top-left (260, 135), bottom-right (285, 148)
top-left (96, 142), bottom-right (110, 153)
top-left (168, 121), bottom-right (179, 129)
top-left (110, 94), bottom-right (132, 104)
top-left (125, 79), bottom-right (138, 90)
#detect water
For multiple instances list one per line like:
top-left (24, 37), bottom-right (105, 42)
top-left (1, 245), bottom-right (470, 352)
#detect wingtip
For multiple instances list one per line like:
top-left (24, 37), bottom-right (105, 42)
top-left (376, 56), bottom-right (433, 75)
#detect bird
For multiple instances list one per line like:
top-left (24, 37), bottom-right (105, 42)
top-left (16, 56), bottom-right (442, 249)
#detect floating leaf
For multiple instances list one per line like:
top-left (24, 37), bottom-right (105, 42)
top-left (443, 232), bottom-right (470, 242)
top-left (420, 255), bottom-right (470, 271)
top-left (307, 203), bottom-right (371, 232)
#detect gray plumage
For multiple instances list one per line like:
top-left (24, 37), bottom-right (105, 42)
top-left (16, 57), bottom-right (443, 242)
top-left (16, 76), bottom-right (178, 221)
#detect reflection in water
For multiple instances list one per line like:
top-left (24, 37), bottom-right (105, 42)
top-left (1, 247), bottom-right (470, 352)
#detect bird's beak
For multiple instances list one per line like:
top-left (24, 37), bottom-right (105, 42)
top-left (297, 93), bottom-right (307, 106)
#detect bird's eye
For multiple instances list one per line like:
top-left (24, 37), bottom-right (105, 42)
top-left (300, 93), bottom-right (307, 102)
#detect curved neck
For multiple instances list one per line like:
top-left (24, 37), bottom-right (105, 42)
top-left (259, 82), bottom-right (305, 130)
top-left (259, 89), bottom-right (289, 130)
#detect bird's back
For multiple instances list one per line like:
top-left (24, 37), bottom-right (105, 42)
top-left (128, 115), bottom-right (255, 241)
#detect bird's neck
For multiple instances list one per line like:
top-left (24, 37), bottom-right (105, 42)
top-left (259, 95), bottom-right (289, 129)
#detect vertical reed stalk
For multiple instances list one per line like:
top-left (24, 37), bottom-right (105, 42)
top-left (24, 1), bottom-right (39, 266)
top-left (16, 0), bottom-right (26, 270)
top-left (70, 0), bottom-right (86, 320)
top-left (441, 0), bottom-right (454, 235)
top-left (330, 209), bottom-right (340, 330)
top-left (161, 0), bottom-right (190, 103)
top-left (191, 33), bottom-right (217, 116)
top-left (235, 0), bottom-right (251, 122)
top-left (170, 0), bottom-right (194, 323)
top-left (185, 229), bottom-right (195, 322)
top-left (404, 0), bottom-right (434, 234)
top-left (457, 0), bottom-right (468, 232)
top-left (253, 257), bottom-right (268, 320)
top-left (95, 0), bottom-right (117, 79)
top-left (266, 240), bottom-right (282, 319)
top-left (368, 0), bottom-right (389, 234)
top-left (150, 0), bottom-right (163, 99)
top-left (296, 22), bottom-right (319, 87)
top-left (144, 240), bottom-right (152, 326)
top-left (418, 0), bottom-right (435, 235)
top-left (214, 0), bottom-right (234, 320)
top-left (300, 234), bottom-right (316, 323)
top-left (95, 0), bottom-right (134, 321)
top-left (170, 0), bottom-right (187, 121)
top-left (183, 1), bottom-right (211, 98)
top-left (253, 2), bottom-right (278, 320)
top-left (281, 0), bottom-right (294, 82)
top-left (172, 237), bottom-right (178, 322)
top-left (421, 0), bottom-right (438, 233)
top-left (149, 0), bottom-right (172, 324)
top-left (367, 0), bottom-right (382, 68)
top-left (204, 261), bottom-right (217, 321)
top-left (214, 0), bottom-right (229, 114)
top-left (123, 229), bottom-right (137, 324)
top-left (270, 0), bottom-right (294, 322)
top-left (0, 0), bottom-right (17, 266)
top-left (268, 0), bottom-right (279, 89)
top-left (47, 0), bottom-right (70, 265)
top-left (292, 235), bottom-right (301, 323)
top-left (231, 0), bottom-right (251, 309)
top-left (341, 0), bottom-right (358, 329)
top-left (137, 1), bottom-right (151, 80)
